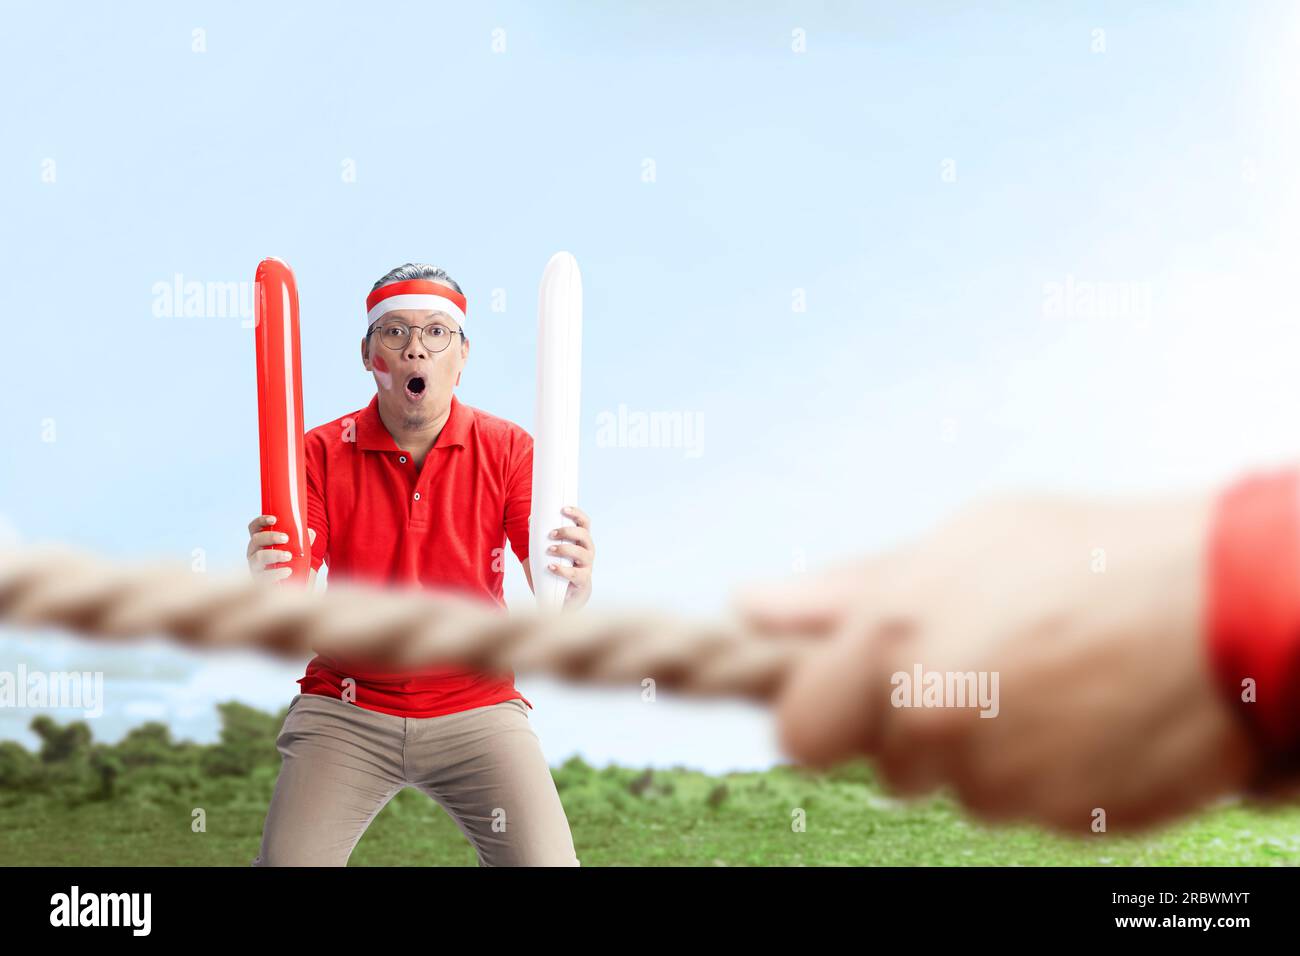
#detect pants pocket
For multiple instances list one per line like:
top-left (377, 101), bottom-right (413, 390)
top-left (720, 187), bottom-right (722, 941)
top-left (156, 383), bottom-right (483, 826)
top-left (275, 695), bottom-right (307, 748)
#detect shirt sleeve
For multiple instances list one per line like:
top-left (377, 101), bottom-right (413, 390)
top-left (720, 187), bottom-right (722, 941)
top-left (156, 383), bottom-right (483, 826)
top-left (305, 434), bottom-right (330, 572)
top-left (504, 429), bottom-right (533, 565)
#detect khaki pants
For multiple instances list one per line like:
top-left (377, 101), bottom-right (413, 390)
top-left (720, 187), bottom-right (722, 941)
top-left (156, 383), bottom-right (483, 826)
top-left (252, 692), bottom-right (580, 866)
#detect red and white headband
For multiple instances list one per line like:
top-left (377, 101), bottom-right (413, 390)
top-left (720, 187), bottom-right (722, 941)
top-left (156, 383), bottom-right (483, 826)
top-left (366, 279), bottom-right (468, 330)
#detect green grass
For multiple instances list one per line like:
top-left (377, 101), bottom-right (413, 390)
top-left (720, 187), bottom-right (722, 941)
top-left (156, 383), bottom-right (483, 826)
top-left (4, 759), bottom-right (1299, 866)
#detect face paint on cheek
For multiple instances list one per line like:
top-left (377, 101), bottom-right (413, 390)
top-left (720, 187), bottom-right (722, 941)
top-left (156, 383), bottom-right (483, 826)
top-left (372, 352), bottom-right (392, 390)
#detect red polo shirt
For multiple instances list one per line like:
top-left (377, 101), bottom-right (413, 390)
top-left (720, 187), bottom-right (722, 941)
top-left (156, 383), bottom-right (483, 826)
top-left (295, 391), bottom-right (535, 718)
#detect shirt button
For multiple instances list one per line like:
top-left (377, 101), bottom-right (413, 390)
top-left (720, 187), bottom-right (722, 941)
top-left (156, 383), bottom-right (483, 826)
top-left (413, 492), bottom-right (421, 501)
top-left (399, 456), bottom-right (407, 463)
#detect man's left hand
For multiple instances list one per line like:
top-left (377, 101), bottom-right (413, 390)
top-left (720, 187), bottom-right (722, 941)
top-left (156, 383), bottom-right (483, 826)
top-left (547, 504), bottom-right (594, 610)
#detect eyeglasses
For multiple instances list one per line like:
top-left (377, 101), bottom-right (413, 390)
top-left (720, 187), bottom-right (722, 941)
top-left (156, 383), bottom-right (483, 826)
top-left (366, 319), bottom-right (466, 353)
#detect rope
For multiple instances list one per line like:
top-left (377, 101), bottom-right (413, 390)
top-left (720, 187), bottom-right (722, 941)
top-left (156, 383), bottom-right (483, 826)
top-left (0, 543), bottom-right (816, 703)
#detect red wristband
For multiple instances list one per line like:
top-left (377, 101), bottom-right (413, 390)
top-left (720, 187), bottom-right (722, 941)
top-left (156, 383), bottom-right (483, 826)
top-left (1207, 467), bottom-right (1300, 780)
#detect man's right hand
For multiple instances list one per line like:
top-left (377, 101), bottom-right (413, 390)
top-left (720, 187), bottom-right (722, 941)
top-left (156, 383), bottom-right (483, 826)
top-left (247, 514), bottom-right (316, 583)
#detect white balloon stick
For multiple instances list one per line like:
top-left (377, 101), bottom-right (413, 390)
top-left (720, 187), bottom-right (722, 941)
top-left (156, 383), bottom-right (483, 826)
top-left (530, 252), bottom-right (583, 611)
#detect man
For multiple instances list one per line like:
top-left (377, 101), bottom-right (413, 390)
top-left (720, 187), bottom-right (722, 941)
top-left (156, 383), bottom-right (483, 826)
top-left (246, 263), bottom-right (594, 866)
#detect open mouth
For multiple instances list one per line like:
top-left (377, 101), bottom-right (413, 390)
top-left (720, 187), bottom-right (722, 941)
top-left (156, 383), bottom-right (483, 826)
top-left (404, 375), bottom-right (427, 400)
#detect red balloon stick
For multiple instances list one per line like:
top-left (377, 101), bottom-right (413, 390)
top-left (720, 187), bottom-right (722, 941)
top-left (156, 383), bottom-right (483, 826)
top-left (254, 257), bottom-right (310, 585)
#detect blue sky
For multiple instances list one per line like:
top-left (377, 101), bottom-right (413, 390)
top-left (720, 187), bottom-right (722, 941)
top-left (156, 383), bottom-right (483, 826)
top-left (3, 1), bottom-right (1300, 771)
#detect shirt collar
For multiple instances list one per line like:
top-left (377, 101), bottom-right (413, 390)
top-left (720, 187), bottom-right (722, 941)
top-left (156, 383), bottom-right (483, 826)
top-left (355, 392), bottom-right (471, 452)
